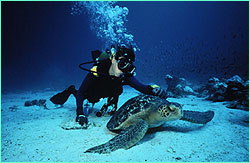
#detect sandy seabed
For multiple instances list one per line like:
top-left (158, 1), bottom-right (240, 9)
top-left (1, 87), bottom-right (249, 162)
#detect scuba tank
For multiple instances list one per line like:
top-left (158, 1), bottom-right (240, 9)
top-left (78, 50), bottom-right (111, 77)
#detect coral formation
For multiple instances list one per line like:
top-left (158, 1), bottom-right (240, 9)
top-left (165, 74), bottom-right (249, 111)
top-left (24, 99), bottom-right (47, 109)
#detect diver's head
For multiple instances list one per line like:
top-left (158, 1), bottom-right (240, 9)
top-left (112, 44), bottom-right (136, 75)
top-left (115, 44), bottom-right (135, 62)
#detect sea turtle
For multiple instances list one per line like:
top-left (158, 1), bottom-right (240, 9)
top-left (84, 95), bottom-right (214, 154)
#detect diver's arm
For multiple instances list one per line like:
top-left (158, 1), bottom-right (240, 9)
top-left (125, 76), bottom-right (154, 94)
top-left (125, 76), bottom-right (168, 98)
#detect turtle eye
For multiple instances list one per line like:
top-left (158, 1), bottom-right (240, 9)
top-left (169, 102), bottom-right (182, 111)
top-left (168, 105), bottom-right (175, 111)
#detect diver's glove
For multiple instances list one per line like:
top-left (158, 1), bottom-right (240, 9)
top-left (151, 84), bottom-right (168, 99)
top-left (76, 115), bottom-right (88, 126)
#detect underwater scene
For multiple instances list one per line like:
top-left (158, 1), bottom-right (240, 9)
top-left (1, 1), bottom-right (249, 162)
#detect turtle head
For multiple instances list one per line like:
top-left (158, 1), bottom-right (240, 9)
top-left (157, 102), bottom-right (183, 121)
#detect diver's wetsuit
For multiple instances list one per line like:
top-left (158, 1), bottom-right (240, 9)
top-left (76, 59), bottom-right (153, 116)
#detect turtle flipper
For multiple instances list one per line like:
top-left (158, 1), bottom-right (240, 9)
top-left (84, 119), bottom-right (148, 154)
top-left (180, 110), bottom-right (214, 124)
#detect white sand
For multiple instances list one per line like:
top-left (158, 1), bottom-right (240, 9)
top-left (1, 87), bottom-right (249, 162)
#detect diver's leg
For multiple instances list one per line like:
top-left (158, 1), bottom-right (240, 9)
top-left (76, 73), bottom-right (95, 114)
top-left (76, 73), bottom-right (95, 126)
top-left (71, 87), bottom-right (77, 98)
top-left (49, 85), bottom-right (77, 105)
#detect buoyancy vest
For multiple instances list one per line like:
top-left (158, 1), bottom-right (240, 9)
top-left (84, 59), bottom-right (123, 104)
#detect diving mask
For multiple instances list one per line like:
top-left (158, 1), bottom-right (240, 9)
top-left (117, 58), bottom-right (136, 74)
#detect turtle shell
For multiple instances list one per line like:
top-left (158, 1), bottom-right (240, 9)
top-left (106, 95), bottom-right (169, 130)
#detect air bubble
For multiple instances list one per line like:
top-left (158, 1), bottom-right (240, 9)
top-left (71, 1), bottom-right (139, 50)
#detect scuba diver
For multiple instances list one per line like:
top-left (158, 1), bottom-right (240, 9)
top-left (50, 44), bottom-right (168, 127)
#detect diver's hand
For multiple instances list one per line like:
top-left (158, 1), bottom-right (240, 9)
top-left (152, 87), bottom-right (168, 99)
top-left (76, 115), bottom-right (88, 127)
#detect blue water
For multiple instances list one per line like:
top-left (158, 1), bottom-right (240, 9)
top-left (2, 1), bottom-right (249, 92)
top-left (1, 2), bottom-right (249, 162)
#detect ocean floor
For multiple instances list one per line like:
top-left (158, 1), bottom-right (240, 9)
top-left (1, 86), bottom-right (249, 162)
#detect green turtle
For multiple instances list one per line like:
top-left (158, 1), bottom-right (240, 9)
top-left (84, 95), bottom-right (214, 154)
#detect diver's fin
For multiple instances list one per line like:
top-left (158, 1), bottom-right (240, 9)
top-left (50, 85), bottom-right (76, 105)
top-left (180, 110), bottom-right (214, 124)
top-left (84, 119), bottom-right (148, 154)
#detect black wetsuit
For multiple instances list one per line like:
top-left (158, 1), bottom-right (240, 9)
top-left (76, 59), bottom-right (153, 116)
